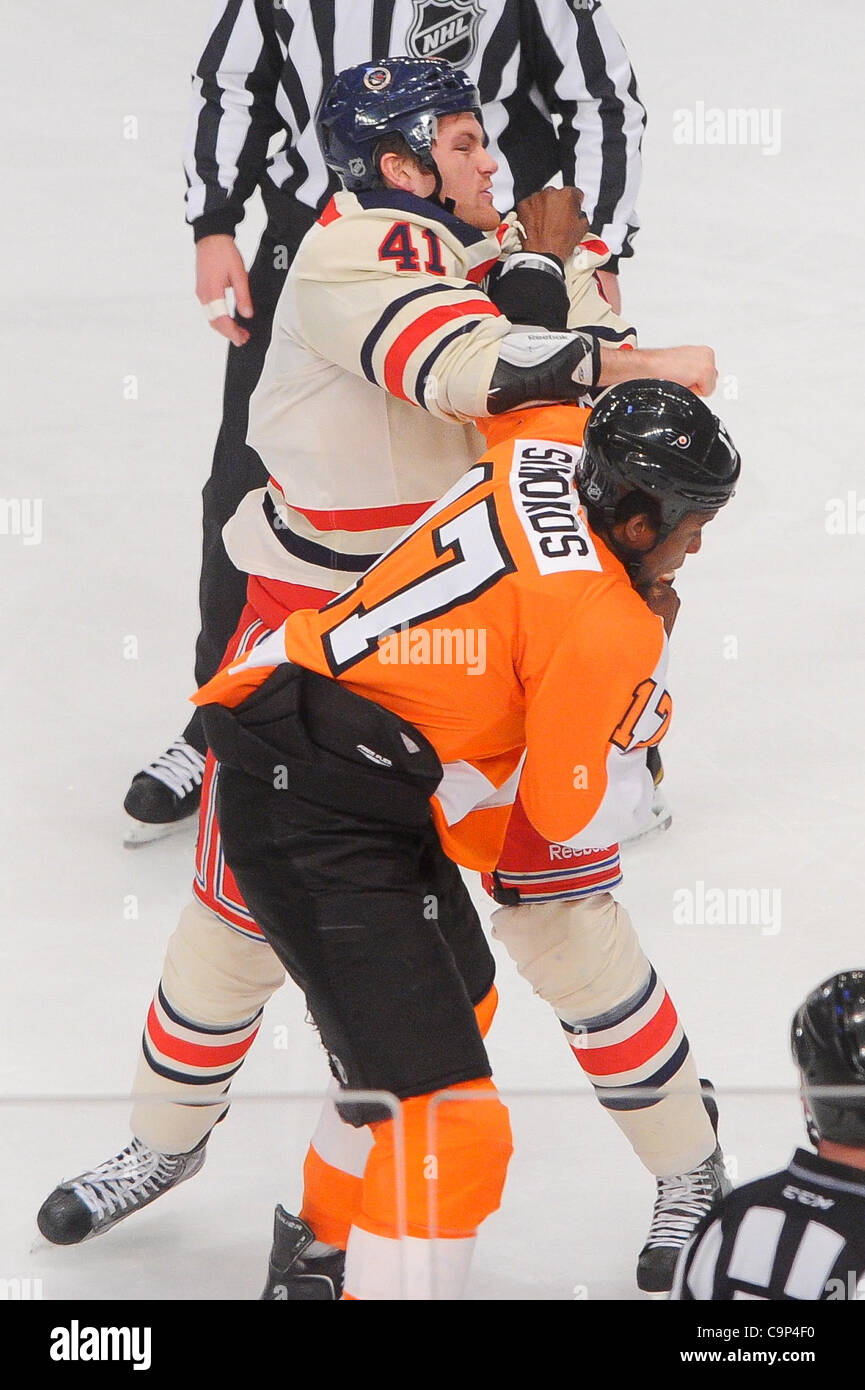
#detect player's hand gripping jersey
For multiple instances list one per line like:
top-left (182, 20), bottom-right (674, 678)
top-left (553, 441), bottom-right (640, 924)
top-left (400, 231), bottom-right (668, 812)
top-left (225, 189), bottom-right (633, 596)
top-left (197, 404), bottom-right (668, 870)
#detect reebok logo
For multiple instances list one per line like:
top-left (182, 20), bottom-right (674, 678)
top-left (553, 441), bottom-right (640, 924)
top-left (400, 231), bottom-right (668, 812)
top-left (356, 744), bottom-right (393, 767)
top-left (549, 844), bottom-right (603, 861)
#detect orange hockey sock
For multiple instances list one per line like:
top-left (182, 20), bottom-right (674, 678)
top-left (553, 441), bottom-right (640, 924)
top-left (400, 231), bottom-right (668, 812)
top-left (343, 1074), bottom-right (512, 1300)
top-left (300, 987), bottom-right (499, 1250)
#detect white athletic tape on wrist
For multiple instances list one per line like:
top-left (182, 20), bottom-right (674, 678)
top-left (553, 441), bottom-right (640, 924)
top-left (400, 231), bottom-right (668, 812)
top-left (499, 251), bottom-right (565, 281)
top-left (203, 298), bottom-right (230, 321)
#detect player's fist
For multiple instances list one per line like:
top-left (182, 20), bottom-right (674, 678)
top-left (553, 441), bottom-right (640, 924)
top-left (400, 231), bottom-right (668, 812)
top-left (652, 345), bottom-right (717, 397)
top-left (516, 187), bottom-right (589, 265)
top-left (195, 235), bottom-right (253, 347)
top-left (639, 579), bottom-right (681, 636)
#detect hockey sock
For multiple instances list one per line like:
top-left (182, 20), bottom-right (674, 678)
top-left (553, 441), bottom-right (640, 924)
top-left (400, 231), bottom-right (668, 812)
top-left (299, 1082), bottom-right (373, 1250)
top-left (343, 1077), bottom-right (512, 1300)
top-left (131, 900), bottom-right (284, 1154)
top-left (560, 967), bottom-right (717, 1176)
top-left (300, 987), bottom-right (499, 1250)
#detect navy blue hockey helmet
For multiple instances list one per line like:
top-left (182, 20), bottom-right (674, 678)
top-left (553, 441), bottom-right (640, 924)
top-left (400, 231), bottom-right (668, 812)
top-left (578, 380), bottom-right (741, 539)
top-left (792, 972), bottom-right (865, 1147)
top-left (316, 57), bottom-right (482, 192)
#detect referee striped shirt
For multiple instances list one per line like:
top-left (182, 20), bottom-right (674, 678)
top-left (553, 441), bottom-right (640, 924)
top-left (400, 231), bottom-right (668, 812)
top-left (672, 1148), bottom-right (865, 1301)
top-left (183, 0), bottom-right (645, 265)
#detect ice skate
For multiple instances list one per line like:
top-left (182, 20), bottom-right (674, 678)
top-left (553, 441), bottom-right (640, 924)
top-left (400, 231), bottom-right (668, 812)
top-left (636, 1082), bottom-right (731, 1296)
top-left (623, 746), bottom-right (672, 846)
top-left (37, 1137), bottom-right (207, 1245)
top-left (123, 737), bottom-right (206, 847)
top-left (260, 1206), bottom-right (345, 1300)
top-left (621, 784), bottom-right (672, 846)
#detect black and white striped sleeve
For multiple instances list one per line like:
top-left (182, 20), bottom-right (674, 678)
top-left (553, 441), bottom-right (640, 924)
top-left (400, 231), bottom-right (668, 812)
top-left (183, 0), bottom-right (284, 242)
top-left (523, 0), bottom-right (646, 268)
top-left (670, 1218), bottom-right (724, 1301)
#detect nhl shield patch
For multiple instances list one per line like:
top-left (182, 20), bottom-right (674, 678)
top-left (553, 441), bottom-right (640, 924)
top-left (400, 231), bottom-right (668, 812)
top-left (406, 0), bottom-right (485, 68)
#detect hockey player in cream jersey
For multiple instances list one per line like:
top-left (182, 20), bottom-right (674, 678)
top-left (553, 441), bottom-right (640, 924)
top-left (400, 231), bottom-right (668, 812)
top-left (38, 60), bottom-right (726, 1299)
top-left (230, 64), bottom-right (711, 600)
top-left (228, 189), bottom-right (635, 593)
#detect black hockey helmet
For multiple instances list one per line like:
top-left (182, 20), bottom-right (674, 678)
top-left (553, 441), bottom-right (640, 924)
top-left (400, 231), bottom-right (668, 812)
top-left (791, 972), bottom-right (865, 1147)
top-left (578, 380), bottom-right (741, 538)
top-left (316, 57), bottom-right (482, 193)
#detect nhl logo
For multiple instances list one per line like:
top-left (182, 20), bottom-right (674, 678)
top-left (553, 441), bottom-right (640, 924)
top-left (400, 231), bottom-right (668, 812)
top-left (406, 0), bottom-right (485, 68)
top-left (363, 65), bottom-right (392, 91)
top-left (348, 157), bottom-right (366, 177)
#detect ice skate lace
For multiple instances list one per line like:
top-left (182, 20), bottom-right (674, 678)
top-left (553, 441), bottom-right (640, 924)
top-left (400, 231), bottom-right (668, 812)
top-left (644, 1162), bottom-right (718, 1249)
top-left (143, 740), bottom-right (206, 797)
top-left (70, 1140), bottom-right (180, 1222)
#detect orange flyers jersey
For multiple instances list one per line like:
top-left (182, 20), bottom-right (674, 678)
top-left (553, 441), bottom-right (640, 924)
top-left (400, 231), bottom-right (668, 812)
top-left (195, 404), bottom-right (670, 872)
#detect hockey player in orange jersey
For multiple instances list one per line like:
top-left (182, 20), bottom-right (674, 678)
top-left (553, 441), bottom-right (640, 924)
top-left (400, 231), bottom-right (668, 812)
top-left (191, 381), bottom-right (741, 1300)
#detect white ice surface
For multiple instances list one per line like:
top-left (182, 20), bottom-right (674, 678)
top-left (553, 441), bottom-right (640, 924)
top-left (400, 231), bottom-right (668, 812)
top-left (1, 0), bottom-right (864, 1301)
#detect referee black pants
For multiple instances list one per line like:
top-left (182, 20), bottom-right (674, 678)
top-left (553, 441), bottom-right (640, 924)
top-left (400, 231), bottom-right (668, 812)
top-left (182, 226), bottom-right (305, 754)
top-left (200, 666), bottom-right (496, 1127)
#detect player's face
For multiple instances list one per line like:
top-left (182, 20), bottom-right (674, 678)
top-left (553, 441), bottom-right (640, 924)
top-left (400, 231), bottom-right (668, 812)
top-left (432, 112), bottom-right (500, 230)
top-left (636, 511), bottom-right (717, 584)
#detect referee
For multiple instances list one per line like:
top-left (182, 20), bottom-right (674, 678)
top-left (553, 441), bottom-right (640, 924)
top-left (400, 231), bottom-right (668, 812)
top-left (672, 972), bottom-right (865, 1302)
top-left (122, 0), bottom-right (647, 838)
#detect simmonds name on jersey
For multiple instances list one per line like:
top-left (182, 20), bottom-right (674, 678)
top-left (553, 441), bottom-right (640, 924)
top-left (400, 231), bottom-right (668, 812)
top-left (509, 439), bottom-right (601, 574)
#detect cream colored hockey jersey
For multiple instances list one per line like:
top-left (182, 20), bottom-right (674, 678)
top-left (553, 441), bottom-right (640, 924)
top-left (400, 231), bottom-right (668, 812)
top-left (226, 187), bottom-right (634, 596)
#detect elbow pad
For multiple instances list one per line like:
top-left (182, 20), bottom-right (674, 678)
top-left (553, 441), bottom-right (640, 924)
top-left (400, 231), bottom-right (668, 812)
top-left (486, 329), bottom-right (601, 415)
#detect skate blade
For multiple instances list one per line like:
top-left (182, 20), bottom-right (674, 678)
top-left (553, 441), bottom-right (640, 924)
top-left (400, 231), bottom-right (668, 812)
top-left (123, 815), bottom-right (198, 849)
top-left (621, 807), bottom-right (673, 848)
top-left (641, 1289), bottom-right (671, 1301)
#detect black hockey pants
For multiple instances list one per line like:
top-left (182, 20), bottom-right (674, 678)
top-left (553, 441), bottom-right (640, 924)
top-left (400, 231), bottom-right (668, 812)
top-left (200, 666), bottom-right (496, 1126)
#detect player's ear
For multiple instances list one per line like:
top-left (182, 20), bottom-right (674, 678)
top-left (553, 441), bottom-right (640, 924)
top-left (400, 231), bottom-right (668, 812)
top-left (379, 150), bottom-right (428, 193)
top-left (617, 512), bottom-right (659, 553)
top-left (378, 150), bottom-right (408, 189)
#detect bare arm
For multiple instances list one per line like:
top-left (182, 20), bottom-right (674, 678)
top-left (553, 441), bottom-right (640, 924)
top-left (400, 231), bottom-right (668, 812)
top-left (599, 345), bottom-right (717, 397)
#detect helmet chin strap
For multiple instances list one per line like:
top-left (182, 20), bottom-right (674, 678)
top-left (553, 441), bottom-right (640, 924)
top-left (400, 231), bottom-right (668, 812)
top-left (803, 1101), bottom-right (821, 1149)
top-left (422, 154), bottom-right (453, 211)
top-left (608, 532), bottom-right (677, 588)
top-left (619, 549), bottom-right (647, 585)
top-left (371, 140), bottom-right (452, 209)
top-left (606, 510), bottom-right (676, 585)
